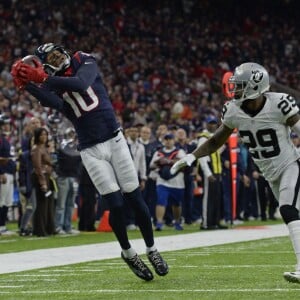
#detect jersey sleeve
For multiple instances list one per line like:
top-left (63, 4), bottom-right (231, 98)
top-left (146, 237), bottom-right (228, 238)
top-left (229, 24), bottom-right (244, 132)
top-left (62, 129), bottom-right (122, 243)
top-left (25, 83), bottom-right (64, 110)
top-left (45, 56), bottom-right (98, 92)
top-left (275, 93), bottom-right (299, 123)
top-left (221, 101), bottom-right (236, 129)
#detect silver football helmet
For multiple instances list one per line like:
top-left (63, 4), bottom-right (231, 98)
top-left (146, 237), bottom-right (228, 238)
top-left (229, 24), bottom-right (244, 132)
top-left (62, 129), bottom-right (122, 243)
top-left (229, 62), bottom-right (270, 102)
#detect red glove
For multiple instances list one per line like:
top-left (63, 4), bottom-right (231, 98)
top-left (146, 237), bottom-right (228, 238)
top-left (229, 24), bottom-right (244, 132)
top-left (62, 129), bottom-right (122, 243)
top-left (11, 59), bottom-right (28, 90)
top-left (13, 76), bottom-right (27, 90)
top-left (11, 59), bottom-right (23, 77)
top-left (31, 57), bottom-right (43, 69)
top-left (18, 64), bottom-right (48, 83)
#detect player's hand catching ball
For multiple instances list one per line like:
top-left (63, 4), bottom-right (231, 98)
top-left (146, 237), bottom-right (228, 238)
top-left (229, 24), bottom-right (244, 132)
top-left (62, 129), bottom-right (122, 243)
top-left (11, 55), bottom-right (48, 88)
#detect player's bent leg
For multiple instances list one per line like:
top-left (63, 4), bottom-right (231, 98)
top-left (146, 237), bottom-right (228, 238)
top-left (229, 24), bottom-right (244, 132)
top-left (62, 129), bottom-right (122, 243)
top-left (123, 187), bottom-right (154, 247)
top-left (123, 187), bottom-right (169, 276)
top-left (104, 191), bottom-right (153, 281)
top-left (104, 191), bottom-right (130, 250)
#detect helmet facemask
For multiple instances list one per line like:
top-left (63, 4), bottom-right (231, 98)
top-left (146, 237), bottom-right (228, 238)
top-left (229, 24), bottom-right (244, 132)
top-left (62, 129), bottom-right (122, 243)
top-left (35, 43), bottom-right (71, 75)
top-left (229, 62), bottom-right (270, 103)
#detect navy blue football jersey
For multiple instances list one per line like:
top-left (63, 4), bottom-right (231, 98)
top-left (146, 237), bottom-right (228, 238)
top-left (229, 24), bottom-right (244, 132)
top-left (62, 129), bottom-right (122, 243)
top-left (26, 52), bottom-right (120, 150)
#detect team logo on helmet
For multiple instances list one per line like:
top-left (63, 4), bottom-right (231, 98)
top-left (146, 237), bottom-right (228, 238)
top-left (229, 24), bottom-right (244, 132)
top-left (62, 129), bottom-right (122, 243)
top-left (251, 70), bottom-right (263, 83)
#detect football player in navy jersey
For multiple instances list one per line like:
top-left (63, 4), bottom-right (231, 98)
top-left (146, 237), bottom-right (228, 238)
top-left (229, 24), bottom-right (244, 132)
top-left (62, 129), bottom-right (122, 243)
top-left (11, 43), bottom-right (168, 281)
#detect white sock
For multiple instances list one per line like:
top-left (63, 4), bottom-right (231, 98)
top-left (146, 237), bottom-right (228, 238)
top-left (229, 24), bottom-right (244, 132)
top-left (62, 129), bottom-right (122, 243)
top-left (146, 245), bottom-right (157, 254)
top-left (122, 247), bottom-right (136, 259)
top-left (287, 220), bottom-right (300, 271)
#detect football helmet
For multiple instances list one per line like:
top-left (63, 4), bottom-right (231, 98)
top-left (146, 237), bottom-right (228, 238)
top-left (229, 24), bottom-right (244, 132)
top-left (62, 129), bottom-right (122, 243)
top-left (34, 43), bottom-right (71, 75)
top-left (229, 62), bottom-right (270, 102)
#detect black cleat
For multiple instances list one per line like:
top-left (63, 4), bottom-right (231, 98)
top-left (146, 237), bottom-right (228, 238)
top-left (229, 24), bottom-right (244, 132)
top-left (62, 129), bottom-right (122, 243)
top-left (147, 250), bottom-right (169, 276)
top-left (121, 252), bottom-right (154, 281)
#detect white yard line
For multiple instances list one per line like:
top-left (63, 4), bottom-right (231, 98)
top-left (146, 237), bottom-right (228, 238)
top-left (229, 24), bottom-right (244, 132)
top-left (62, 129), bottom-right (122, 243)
top-left (0, 224), bottom-right (289, 274)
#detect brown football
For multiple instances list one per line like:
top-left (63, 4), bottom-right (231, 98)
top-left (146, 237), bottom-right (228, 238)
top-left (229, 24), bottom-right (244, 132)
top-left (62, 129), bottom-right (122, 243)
top-left (21, 55), bottom-right (41, 67)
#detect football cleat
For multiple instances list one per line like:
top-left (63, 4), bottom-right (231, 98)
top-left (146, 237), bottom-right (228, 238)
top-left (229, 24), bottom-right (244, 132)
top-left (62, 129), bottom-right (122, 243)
top-left (147, 250), bottom-right (169, 276)
top-left (121, 252), bottom-right (153, 281)
top-left (283, 271), bottom-right (300, 283)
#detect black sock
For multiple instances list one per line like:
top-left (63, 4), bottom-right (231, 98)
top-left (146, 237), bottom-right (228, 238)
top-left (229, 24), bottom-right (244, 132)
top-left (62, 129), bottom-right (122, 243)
top-left (124, 187), bottom-right (154, 247)
top-left (103, 191), bottom-right (131, 250)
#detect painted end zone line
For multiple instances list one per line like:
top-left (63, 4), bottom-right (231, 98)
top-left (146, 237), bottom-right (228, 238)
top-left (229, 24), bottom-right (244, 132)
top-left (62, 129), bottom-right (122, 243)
top-left (0, 224), bottom-right (288, 274)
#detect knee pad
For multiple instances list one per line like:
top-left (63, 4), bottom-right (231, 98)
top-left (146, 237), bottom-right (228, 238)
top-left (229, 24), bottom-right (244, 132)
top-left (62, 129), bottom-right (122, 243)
top-left (279, 205), bottom-right (300, 224)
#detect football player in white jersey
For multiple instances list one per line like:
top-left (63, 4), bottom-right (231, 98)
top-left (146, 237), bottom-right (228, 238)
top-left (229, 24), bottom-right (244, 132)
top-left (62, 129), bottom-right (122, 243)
top-left (171, 62), bottom-right (300, 283)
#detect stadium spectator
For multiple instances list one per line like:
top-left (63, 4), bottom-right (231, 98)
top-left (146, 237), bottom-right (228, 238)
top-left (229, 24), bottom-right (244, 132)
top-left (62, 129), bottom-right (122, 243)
top-left (125, 125), bottom-right (147, 230)
top-left (55, 127), bottom-right (81, 234)
top-left (19, 116), bottom-right (42, 236)
top-left (175, 127), bottom-right (197, 225)
top-left (31, 127), bottom-right (55, 237)
top-left (197, 115), bottom-right (227, 230)
top-left (139, 125), bottom-right (159, 221)
top-left (0, 114), bottom-right (16, 235)
top-left (150, 133), bottom-right (186, 231)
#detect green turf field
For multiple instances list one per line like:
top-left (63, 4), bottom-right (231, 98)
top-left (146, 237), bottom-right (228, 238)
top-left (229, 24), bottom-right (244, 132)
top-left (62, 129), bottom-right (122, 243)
top-left (1, 220), bottom-right (299, 299)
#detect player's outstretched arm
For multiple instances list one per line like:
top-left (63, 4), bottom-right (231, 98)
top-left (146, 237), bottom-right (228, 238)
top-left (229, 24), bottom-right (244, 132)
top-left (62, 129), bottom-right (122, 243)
top-left (25, 83), bottom-right (64, 110)
top-left (45, 58), bottom-right (98, 92)
top-left (193, 123), bottom-right (233, 159)
top-left (170, 124), bottom-right (233, 175)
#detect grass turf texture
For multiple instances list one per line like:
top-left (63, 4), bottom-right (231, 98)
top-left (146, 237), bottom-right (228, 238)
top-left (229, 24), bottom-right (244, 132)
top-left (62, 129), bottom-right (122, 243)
top-left (0, 236), bottom-right (299, 300)
top-left (1, 219), bottom-right (281, 253)
top-left (1, 219), bottom-right (299, 299)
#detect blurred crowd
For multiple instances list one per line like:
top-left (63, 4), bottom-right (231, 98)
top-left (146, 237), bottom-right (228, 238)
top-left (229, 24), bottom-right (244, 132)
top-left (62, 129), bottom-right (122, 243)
top-left (0, 0), bottom-right (299, 234)
top-left (0, 0), bottom-right (299, 146)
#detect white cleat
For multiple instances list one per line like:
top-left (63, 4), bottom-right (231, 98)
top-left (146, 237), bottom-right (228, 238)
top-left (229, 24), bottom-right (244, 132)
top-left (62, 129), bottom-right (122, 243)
top-left (283, 271), bottom-right (300, 283)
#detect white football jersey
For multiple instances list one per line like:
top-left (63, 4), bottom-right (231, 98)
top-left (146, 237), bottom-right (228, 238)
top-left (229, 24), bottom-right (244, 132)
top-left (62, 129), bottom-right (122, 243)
top-left (222, 92), bottom-right (300, 182)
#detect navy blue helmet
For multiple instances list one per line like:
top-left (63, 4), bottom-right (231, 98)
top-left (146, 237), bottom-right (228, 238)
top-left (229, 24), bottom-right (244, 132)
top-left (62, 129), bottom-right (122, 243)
top-left (34, 43), bottom-right (71, 75)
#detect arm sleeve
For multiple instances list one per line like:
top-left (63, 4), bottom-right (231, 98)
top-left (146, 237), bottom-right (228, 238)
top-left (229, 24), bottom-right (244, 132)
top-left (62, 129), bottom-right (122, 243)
top-left (45, 58), bottom-right (98, 92)
top-left (26, 83), bottom-right (64, 110)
